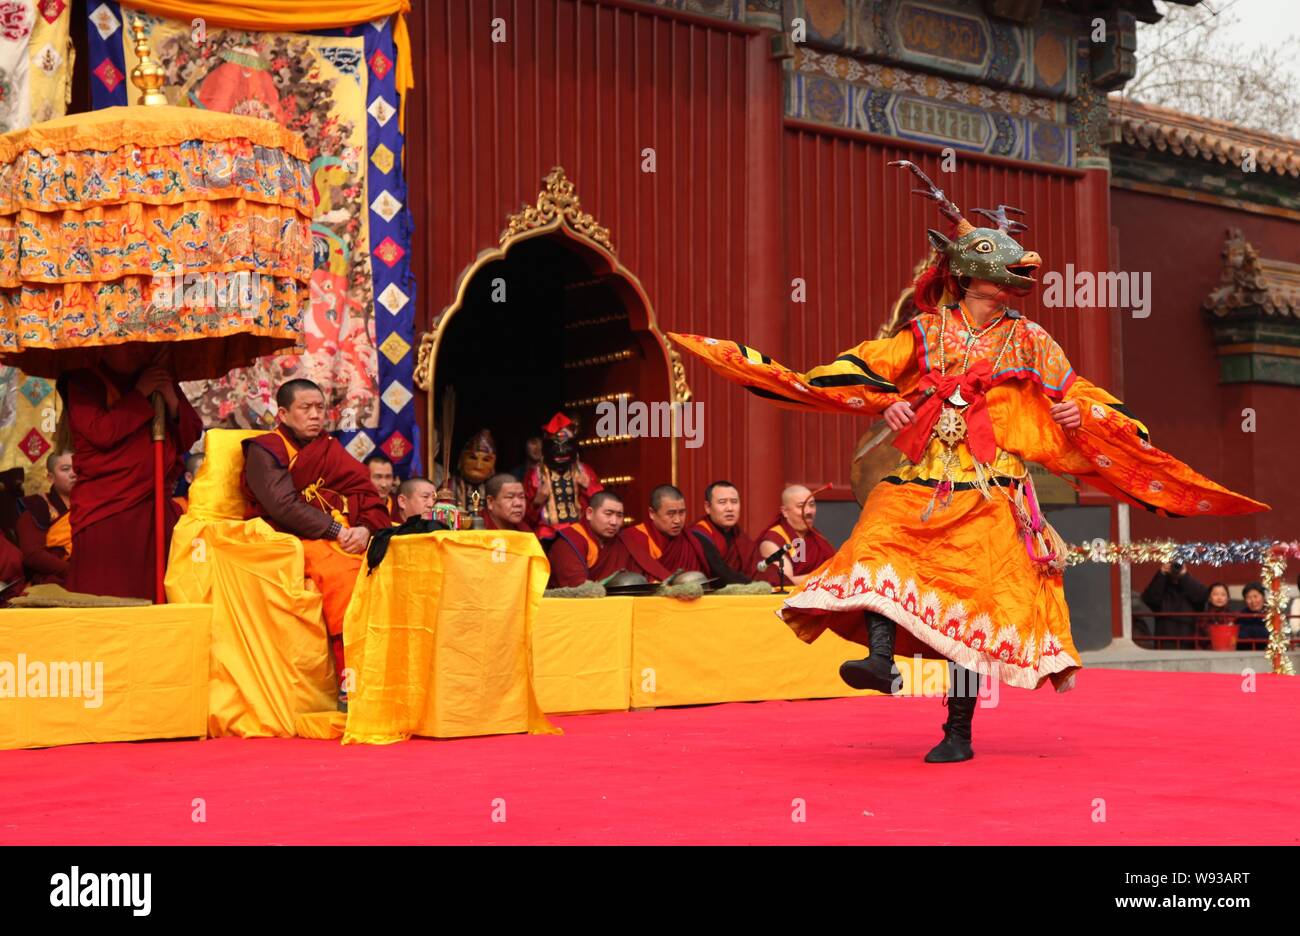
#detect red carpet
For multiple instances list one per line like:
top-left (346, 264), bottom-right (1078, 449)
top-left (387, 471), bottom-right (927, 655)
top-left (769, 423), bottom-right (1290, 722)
top-left (1, 668), bottom-right (1296, 844)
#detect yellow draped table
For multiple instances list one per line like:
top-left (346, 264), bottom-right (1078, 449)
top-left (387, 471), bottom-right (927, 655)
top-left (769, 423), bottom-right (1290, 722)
top-left (0, 605), bottom-right (210, 750)
top-left (343, 531), bottom-right (559, 743)
top-left (532, 597), bottom-right (634, 714)
top-left (534, 594), bottom-right (949, 712)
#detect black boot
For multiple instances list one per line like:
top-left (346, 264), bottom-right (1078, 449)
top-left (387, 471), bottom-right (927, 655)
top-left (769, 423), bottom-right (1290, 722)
top-left (838, 612), bottom-right (900, 693)
top-left (924, 665), bottom-right (979, 763)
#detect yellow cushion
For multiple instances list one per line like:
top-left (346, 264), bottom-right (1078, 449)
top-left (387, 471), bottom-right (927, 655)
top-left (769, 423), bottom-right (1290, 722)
top-left (187, 429), bottom-right (265, 521)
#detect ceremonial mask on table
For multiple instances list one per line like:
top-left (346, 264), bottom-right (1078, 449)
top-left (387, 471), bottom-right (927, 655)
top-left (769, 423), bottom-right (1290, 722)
top-left (457, 429), bottom-right (497, 484)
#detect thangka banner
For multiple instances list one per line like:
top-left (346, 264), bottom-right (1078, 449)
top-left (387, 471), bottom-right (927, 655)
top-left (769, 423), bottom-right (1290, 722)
top-left (0, 0), bottom-right (71, 491)
top-left (87, 3), bottom-right (417, 470)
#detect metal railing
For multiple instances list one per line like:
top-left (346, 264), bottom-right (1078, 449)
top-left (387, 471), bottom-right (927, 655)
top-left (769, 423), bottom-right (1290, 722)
top-left (1130, 610), bottom-right (1300, 651)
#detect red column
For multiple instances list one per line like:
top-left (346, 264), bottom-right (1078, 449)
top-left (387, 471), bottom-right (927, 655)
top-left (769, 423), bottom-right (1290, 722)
top-left (740, 33), bottom-right (785, 534)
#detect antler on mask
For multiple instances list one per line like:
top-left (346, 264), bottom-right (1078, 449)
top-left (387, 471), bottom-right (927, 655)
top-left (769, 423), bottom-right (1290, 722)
top-left (888, 160), bottom-right (974, 236)
top-left (971, 204), bottom-right (1028, 236)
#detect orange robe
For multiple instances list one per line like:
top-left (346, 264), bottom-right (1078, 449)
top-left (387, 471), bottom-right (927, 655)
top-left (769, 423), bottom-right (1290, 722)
top-left (670, 309), bottom-right (1267, 691)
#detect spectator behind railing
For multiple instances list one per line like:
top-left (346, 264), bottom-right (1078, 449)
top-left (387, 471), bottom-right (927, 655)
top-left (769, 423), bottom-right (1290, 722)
top-left (1201, 582), bottom-right (1234, 629)
top-left (1236, 582), bottom-right (1270, 642)
top-left (1141, 562), bottom-right (1210, 650)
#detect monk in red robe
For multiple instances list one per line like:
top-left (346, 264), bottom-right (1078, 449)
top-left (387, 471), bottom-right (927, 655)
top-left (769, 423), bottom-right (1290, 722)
top-left (756, 484), bottom-right (836, 587)
top-left (621, 484), bottom-right (709, 582)
top-left (62, 345), bottom-right (203, 600)
top-left (689, 480), bottom-right (757, 584)
top-left (16, 450), bottom-right (76, 586)
top-left (1, 534), bottom-right (25, 606)
top-left (547, 491), bottom-right (654, 587)
top-left (240, 379), bottom-right (390, 696)
top-left (482, 473), bottom-right (534, 534)
top-left (365, 452), bottom-right (403, 524)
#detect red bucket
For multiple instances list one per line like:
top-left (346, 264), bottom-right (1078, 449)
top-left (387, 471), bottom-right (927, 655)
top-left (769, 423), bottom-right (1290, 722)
top-left (1208, 623), bottom-right (1239, 652)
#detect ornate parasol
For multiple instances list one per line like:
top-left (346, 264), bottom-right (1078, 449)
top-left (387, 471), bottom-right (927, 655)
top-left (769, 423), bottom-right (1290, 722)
top-left (0, 19), bottom-right (313, 600)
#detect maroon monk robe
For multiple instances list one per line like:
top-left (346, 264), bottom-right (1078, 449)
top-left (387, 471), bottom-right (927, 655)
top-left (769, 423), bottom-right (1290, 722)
top-left (1, 535), bottom-right (25, 605)
top-left (482, 511), bottom-right (535, 535)
top-left (620, 521), bottom-right (708, 582)
top-left (16, 492), bottom-right (70, 585)
top-left (756, 515), bottom-right (835, 585)
top-left (63, 368), bottom-right (202, 600)
top-left (384, 494), bottom-right (404, 525)
top-left (546, 518), bottom-right (651, 588)
top-left (689, 516), bottom-right (758, 582)
top-left (239, 428), bottom-right (390, 536)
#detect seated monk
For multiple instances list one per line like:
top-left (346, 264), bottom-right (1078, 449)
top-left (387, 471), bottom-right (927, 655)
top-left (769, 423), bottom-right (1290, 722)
top-left (173, 452), bottom-right (204, 513)
top-left (61, 344), bottom-right (203, 600)
top-left (546, 491), bottom-right (655, 587)
top-left (482, 473), bottom-right (534, 533)
top-left (16, 450), bottom-right (76, 586)
top-left (365, 452), bottom-right (402, 524)
top-left (621, 484), bottom-right (709, 582)
top-left (240, 379), bottom-right (390, 697)
top-left (756, 484), bottom-right (836, 587)
top-left (396, 476), bottom-right (437, 522)
top-left (689, 480), bottom-right (756, 584)
top-left (1, 534), bottom-right (24, 606)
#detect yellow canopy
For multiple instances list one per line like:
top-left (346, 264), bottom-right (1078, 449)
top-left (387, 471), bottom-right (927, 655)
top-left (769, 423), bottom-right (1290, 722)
top-left (0, 105), bottom-right (313, 379)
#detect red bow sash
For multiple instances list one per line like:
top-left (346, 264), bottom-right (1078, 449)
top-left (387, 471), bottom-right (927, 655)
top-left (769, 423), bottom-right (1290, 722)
top-left (893, 358), bottom-right (998, 464)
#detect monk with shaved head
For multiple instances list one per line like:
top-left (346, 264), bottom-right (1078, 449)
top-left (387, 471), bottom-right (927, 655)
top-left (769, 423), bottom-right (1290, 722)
top-left (620, 484), bottom-right (709, 582)
top-left (240, 378), bottom-right (390, 705)
top-left (396, 477), bottom-right (437, 522)
top-left (756, 484), bottom-right (835, 586)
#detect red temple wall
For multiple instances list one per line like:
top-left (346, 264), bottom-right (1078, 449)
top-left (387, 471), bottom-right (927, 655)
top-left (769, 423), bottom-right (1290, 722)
top-left (1111, 187), bottom-right (1298, 547)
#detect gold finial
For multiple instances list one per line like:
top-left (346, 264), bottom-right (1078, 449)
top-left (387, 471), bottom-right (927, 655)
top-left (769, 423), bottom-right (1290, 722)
top-left (129, 17), bottom-right (168, 107)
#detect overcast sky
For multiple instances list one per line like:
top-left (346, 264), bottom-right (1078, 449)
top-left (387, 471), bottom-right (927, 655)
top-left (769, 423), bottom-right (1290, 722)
top-left (1150, 0), bottom-right (1300, 80)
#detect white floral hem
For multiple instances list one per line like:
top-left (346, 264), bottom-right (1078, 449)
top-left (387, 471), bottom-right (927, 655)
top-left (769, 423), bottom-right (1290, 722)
top-left (780, 560), bottom-right (1081, 690)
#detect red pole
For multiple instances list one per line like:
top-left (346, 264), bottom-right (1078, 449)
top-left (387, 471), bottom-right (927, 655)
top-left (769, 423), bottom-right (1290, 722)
top-left (151, 393), bottom-right (166, 604)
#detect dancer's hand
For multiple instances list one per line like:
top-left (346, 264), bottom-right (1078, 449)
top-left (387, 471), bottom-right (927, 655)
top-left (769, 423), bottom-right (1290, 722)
top-left (1050, 401), bottom-right (1081, 429)
top-left (883, 400), bottom-right (915, 431)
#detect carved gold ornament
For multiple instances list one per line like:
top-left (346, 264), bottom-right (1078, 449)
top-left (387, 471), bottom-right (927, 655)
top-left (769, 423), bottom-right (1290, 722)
top-left (501, 166), bottom-right (615, 253)
top-left (935, 406), bottom-right (968, 445)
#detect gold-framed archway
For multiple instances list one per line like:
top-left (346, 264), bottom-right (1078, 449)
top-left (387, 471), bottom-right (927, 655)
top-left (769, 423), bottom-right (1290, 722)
top-left (414, 166), bottom-right (692, 508)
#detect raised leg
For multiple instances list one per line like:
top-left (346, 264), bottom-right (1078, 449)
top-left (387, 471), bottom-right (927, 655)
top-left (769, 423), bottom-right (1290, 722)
top-left (838, 611), bottom-right (901, 693)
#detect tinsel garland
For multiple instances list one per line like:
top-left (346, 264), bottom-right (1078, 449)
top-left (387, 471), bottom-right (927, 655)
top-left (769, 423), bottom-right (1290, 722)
top-left (1065, 538), bottom-right (1297, 676)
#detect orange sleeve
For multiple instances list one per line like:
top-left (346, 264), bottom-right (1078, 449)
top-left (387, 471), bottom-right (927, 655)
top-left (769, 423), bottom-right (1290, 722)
top-left (668, 329), bottom-right (915, 417)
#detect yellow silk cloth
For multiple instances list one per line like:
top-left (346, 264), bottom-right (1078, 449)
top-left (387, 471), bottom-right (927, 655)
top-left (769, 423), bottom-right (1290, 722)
top-left (343, 530), bottom-right (559, 744)
top-left (165, 515), bottom-right (337, 738)
top-left (120, 0), bottom-right (414, 131)
top-left (533, 597), bottom-right (634, 714)
top-left (0, 604), bottom-right (209, 750)
top-left (627, 595), bottom-right (946, 708)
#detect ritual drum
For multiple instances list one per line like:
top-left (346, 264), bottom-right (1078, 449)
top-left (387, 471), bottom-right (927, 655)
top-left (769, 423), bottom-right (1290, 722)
top-left (850, 421), bottom-right (902, 507)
